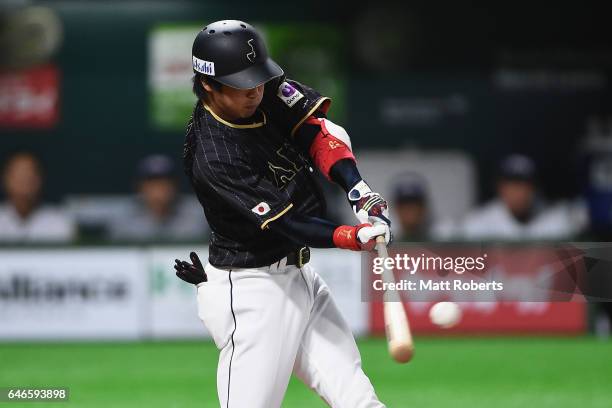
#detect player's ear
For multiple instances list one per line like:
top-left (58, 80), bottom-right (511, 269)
top-left (202, 79), bottom-right (213, 93)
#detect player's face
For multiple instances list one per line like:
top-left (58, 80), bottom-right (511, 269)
top-left (3, 155), bottom-right (42, 205)
top-left (498, 180), bottom-right (535, 217)
top-left (395, 201), bottom-right (426, 233)
top-left (139, 177), bottom-right (177, 217)
top-left (203, 82), bottom-right (264, 120)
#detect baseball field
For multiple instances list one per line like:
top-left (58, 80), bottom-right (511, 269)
top-left (1, 337), bottom-right (611, 407)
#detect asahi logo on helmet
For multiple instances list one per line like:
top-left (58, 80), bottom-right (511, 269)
top-left (192, 56), bottom-right (215, 75)
top-left (246, 39), bottom-right (256, 63)
top-left (277, 81), bottom-right (304, 107)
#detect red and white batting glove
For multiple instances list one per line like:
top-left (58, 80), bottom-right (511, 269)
top-left (333, 223), bottom-right (390, 251)
top-left (348, 180), bottom-right (391, 227)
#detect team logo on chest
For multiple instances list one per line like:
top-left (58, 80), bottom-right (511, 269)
top-left (267, 145), bottom-right (304, 189)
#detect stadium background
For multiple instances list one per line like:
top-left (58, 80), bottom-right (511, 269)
top-left (1, 1), bottom-right (611, 407)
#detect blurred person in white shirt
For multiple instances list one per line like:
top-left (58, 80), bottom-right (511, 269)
top-left (0, 152), bottom-right (76, 242)
top-left (458, 154), bottom-right (586, 241)
top-left (107, 154), bottom-right (208, 242)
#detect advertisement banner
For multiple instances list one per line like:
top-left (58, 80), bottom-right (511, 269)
top-left (0, 64), bottom-right (59, 128)
top-left (0, 245), bottom-right (592, 340)
top-left (0, 249), bottom-right (147, 340)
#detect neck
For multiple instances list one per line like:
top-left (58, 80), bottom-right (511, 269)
top-left (149, 204), bottom-right (172, 221)
top-left (510, 207), bottom-right (533, 224)
top-left (12, 200), bottom-right (36, 219)
top-left (203, 100), bottom-right (239, 122)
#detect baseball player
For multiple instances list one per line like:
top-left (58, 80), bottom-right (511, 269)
top-left (174, 20), bottom-right (390, 408)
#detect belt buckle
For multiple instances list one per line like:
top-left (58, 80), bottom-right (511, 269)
top-left (297, 247), bottom-right (310, 268)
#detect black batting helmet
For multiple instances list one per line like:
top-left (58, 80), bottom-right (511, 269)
top-left (192, 20), bottom-right (284, 90)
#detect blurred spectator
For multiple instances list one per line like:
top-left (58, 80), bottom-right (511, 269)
top-left (392, 173), bottom-right (431, 241)
top-left (457, 154), bottom-right (586, 241)
top-left (0, 152), bottom-right (76, 242)
top-left (107, 155), bottom-right (208, 241)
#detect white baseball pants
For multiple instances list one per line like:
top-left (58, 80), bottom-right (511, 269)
top-left (196, 260), bottom-right (385, 408)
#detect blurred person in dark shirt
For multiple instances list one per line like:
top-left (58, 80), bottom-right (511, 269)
top-left (107, 154), bottom-right (208, 241)
top-left (392, 173), bottom-right (431, 241)
top-left (0, 152), bottom-right (76, 242)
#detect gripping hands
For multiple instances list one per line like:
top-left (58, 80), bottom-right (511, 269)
top-left (331, 180), bottom-right (391, 251)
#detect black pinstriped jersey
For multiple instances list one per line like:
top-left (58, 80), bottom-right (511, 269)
top-left (183, 78), bottom-right (330, 268)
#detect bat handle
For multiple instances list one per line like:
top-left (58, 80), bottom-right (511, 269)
top-left (375, 235), bottom-right (388, 258)
top-left (373, 220), bottom-right (389, 254)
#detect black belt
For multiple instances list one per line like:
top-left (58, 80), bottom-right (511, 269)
top-left (286, 247), bottom-right (310, 268)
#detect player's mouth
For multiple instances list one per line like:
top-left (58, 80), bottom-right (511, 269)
top-left (243, 105), bottom-right (259, 115)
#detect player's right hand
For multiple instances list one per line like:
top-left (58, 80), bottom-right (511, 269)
top-left (174, 252), bottom-right (207, 285)
top-left (347, 181), bottom-right (391, 227)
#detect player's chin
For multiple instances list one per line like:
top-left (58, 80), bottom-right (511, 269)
top-left (242, 106), bottom-right (259, 117)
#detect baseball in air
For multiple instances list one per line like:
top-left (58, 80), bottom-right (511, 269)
top-left (429, 302), bottom-right (462, 328)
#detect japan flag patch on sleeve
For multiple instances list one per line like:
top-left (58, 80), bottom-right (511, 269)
top-left (252, 202), bottom-right (271, 216)
top-left (277, 81), bottom-right (304, 107)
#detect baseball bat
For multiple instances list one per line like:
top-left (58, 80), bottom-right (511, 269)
top-left (375, 236), bottom-right (414, 363)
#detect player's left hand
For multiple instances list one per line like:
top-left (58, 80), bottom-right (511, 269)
top-left (356, 223), bottom-right (391, 251)
top-left (348, 180), bottom-right (391, 227)
top-left (174, 252), bottom-right (207, 285)
top-left (333, 223), bottom-right (391, 252)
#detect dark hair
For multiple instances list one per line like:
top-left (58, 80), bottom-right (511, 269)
top-left (192, 73), bottom-right (222, 101)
